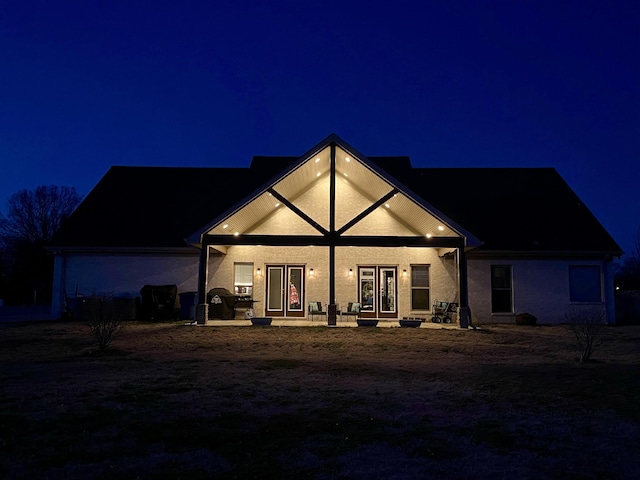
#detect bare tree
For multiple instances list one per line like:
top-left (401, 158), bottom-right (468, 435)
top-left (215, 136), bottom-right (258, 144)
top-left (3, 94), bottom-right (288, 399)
top-left (0, 186), bottom-right (82, 304)
top-left (0, 185), bottom-right (82, 244)
top-left (565, 306), bottom-right (607, 363)
top-left (89, 295), bottom-right (124, 352)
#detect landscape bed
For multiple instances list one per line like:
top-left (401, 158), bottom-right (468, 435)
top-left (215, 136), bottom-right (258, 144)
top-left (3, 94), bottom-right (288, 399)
top-left (1, 320), bottom-right (639, 479)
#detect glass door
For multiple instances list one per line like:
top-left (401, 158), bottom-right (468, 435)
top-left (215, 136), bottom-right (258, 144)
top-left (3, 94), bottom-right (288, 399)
top-left (359, 267), bottom-right (376, 317)
top-left (286, 266), bottom-right (305, 317)
top-left (358, 266), bottom-right (398, 318)
top-left (266, 265), bottom-right (305, 317)
top-left (379, 267), bottom-right (397, 318)
top-left (266, 266), bottom-right (284, 316)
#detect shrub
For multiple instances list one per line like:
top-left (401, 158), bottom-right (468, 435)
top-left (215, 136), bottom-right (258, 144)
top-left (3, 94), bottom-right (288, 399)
top-left (90, 296), bottom-right (124, 352)
top-left (564, 306), bottom-right (606, 363)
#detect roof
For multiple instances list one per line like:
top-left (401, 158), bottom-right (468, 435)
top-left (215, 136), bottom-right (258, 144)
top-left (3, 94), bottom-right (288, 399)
top-left (51, 166), bottom-right (264, 248)
top-left (403, 168), bottom-right (621, 253)
top-left (51, 142), bottom-right (622, 255)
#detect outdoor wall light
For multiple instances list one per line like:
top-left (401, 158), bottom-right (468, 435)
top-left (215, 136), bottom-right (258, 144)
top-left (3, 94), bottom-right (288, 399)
top-left (309, 268), bottom-right (315, 276)
top-left (349, 268), bottom-right (353, 276)
top-left (403, 269), bottom-right (407, 277)
top-left (256, 268), bottom-right (261, 276)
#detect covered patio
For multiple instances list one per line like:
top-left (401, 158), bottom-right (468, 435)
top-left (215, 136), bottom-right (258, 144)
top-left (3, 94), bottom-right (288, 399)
top-left (189, 135), bottom-right (480, 327)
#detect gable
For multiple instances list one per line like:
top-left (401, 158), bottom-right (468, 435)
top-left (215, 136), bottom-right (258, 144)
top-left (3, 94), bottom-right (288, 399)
top-left (195, 135), bottom-right (471, 245)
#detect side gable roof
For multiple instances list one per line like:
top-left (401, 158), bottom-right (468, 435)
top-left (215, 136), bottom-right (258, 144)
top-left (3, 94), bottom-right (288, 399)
top-left (409, 168), bottom-right (621, 253)
top-left (51, 138), bottom-right (622, 255)
top-left (51, 166), bottom-right (263, 248)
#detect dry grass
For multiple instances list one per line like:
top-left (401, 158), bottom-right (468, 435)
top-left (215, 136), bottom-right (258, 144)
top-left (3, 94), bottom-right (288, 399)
top-left (1, 321), bottom-right (639, 479)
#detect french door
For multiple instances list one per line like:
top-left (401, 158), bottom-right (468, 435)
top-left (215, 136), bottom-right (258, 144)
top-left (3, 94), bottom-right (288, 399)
top-left (265, 265), bottom-right (305, 317)
top-left (358, 266), bottom-right (397, 318)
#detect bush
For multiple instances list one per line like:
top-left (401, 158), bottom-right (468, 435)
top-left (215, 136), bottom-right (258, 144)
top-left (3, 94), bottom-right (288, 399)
top-left (515, 313), bottom-right (537, 325)
top-left (564, 306), bottom-right (606, 363)
top-left (90, 296), bottom-right (124, 352)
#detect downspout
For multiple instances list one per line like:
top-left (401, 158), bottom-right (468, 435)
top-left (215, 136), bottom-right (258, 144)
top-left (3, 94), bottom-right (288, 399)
top-left (51, 252), bottom-right (66, 320)
top-left (602, 253), bottom-right (617, 325)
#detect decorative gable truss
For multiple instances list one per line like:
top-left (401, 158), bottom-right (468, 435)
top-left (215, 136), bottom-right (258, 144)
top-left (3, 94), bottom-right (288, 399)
top-left (190, 135), bottom-right (480, 251)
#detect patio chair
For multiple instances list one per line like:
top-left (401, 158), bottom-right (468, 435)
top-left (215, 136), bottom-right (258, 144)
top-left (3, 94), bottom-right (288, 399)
top-left (308, 301), bottom-right (326, 321)
top-left (340, 302), bottom-right (361, 321)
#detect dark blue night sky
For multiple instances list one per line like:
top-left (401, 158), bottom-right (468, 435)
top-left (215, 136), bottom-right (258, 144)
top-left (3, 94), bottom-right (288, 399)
top-left (1, 1), bottom-right (638, 255)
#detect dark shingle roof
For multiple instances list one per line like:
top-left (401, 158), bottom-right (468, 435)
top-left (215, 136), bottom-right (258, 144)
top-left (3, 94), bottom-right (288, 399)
top-left (52, 158), bottom-right (621, 254)
top-left (398, 168), bottom-right (621, 253)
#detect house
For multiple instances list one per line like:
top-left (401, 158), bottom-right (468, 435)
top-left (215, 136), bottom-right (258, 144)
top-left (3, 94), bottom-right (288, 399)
top-left (49, 134), bottom-right (622, 325)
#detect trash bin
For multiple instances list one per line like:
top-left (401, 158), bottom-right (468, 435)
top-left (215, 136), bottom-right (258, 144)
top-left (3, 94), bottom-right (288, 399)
top-left (179, 291), bottom-right (198, 320)
top-left (140, 285), bottom-right (178, 321)
top-left (206, 287), bottom-right (236, 319)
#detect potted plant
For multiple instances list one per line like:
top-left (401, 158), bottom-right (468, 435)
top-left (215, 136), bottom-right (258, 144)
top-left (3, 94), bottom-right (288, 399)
top-left (399, 317), bottom-right (422, 328)
top-left (357, 318), bottom-right (378, 327)
top-left (251, 317), bottom-right (272, 326)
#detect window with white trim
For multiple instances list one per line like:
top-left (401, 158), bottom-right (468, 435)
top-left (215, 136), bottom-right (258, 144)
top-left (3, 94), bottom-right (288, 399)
top-left (411, 265), bottom-right (430, 310)
top-left (234, 263), bottom-right (253, 295)
top-left (491, 265), bottom-right (512, 313)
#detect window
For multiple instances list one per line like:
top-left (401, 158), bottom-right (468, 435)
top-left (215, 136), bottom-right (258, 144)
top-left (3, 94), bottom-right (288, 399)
top-left (411, 265), bottom-right (430, 310)
top-left (234, 263), bottom-right (253, 295)
top-left (569, 265), bottom-right (601, 303)
top-left (491, 265), bottom-right (512, 313)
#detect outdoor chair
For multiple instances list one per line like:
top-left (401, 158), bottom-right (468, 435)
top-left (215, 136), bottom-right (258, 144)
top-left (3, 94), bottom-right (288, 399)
top-left (340, 302), bottom-right (361, 321)
top-left (308, 301), bottom-right (326, 321)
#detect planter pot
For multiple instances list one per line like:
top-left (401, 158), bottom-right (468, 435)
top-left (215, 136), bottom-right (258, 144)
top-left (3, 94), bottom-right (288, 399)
top-left (399, 319), bottom-right (422, 328)
top-left (357, 319), bottom-right (378, 327)
top-left (251, 317), bottom-right (272, 326)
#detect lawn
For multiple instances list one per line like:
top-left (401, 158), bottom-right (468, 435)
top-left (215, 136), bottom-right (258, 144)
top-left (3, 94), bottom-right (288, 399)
top-left (1, 321), bottom-right (639, 479)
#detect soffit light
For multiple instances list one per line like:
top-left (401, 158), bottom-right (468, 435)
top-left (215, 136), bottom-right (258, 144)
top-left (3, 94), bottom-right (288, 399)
top-left (345, 157), bottom-right (350, 162)
top-left (223, 224), bottom-right (229, 229)
top-left (438, 226), bottom-right (445, 231)
top-left (426, 233), bottom-right (432, 238)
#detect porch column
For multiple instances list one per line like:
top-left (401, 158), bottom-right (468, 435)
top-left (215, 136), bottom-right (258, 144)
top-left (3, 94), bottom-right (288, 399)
top-left (328, 142), bottom-right (337, 320)
top-left (458, 246), bottom-right (468, 308)
top-left (196, 244), bottom-right (209, 325)
top-left (458, 246), bottom-right (471, 328)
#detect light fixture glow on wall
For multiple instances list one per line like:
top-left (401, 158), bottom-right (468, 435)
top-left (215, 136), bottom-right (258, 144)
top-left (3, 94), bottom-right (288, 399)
top-left (349, 268), bottom-right (353, 276)
top-left (256, 267), bottom-right (261, 276)
top-left (309, 268), bottom-right (315, 276)
top-left (403, 269), bottom-right (407, 277)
